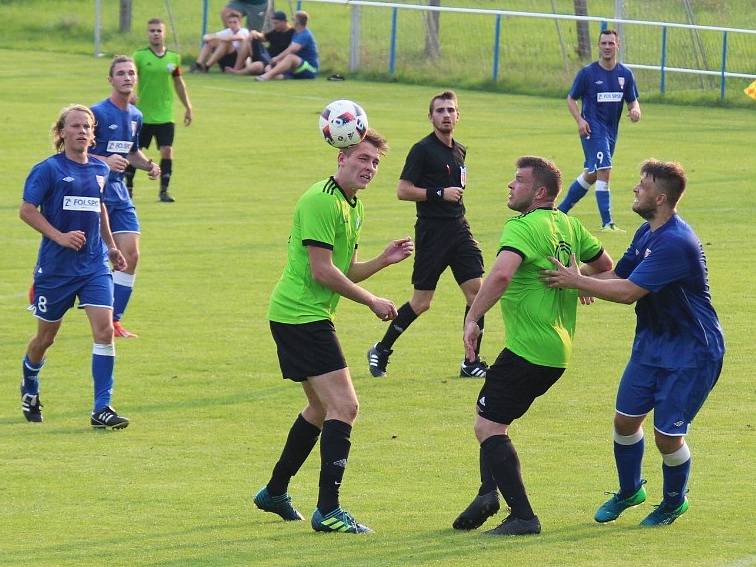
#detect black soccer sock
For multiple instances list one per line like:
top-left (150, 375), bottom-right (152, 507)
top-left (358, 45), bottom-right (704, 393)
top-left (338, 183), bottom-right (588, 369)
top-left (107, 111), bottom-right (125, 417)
top-left (478, 445), bottom-right (498, 495)
top-left (124, 165), bottom-right (136, 189)
top-left (267, 414), bottom-right (321, 496)
top-left (160, 158), bottom-right (172, 191)
top-left (464, 305), bottom-right (485, 364)
top-left (481, 434), bottom-right (535, 520)
top-left (316, 419), bottom-right (352, 513)
top-left (378, 302), bottom-right (418, 350)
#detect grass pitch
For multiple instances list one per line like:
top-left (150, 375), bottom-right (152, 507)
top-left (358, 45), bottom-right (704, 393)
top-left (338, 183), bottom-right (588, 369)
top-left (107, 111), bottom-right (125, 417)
top-left (0, 50), bottom-right (754, 566)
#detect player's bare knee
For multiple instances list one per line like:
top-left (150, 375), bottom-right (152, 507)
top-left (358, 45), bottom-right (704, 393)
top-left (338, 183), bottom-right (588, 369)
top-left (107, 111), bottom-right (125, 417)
top-left (654, 430), bottom-right (684, 454)
top-left (410, 298), bottom-right (431, 314)
top-left (613, 413), bottom-right (643, 436)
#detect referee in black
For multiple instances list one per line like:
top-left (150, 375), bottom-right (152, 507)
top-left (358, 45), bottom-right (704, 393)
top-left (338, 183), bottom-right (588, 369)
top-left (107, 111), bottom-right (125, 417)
top-left (368, 90), bottom-right (487, 379)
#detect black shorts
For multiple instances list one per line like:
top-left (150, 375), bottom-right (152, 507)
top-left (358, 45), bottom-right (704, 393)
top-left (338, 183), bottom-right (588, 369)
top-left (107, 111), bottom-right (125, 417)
top-left (140, 122), bottom-right (175, 149)
top-left (476, 349), bottom-right (565, 425)
top-left (218, 52), bottom-right (237, 71)
top-left (269, 320), bottom-right (347, 382)
top-left (412, 217), bottom-right (484, 290)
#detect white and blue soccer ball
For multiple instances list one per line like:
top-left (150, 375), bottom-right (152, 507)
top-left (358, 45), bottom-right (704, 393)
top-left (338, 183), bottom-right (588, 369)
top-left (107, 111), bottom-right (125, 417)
top-left (319, 99), bottom-right (368, 149)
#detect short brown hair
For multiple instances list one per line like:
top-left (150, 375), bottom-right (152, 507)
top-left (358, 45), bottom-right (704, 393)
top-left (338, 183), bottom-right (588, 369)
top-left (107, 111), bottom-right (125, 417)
top-left (109, 55), bottom-right (134, 77)
top-left (343, 128), bottom-right (389, 157)
top-left (294, 11), bottom-right (309, 27)
top-left (516, 156), bottom-right (562, 199)
top-left (640, 159), bottom-right (687, 207)
top-left (147, 18), bottom-right (164, 26)
top-left (51, 104), bottom-right (95, 152)
top-left (600, 29), bottom-right (619, 40)
top-left (428, 90), bottom-right (458, 115)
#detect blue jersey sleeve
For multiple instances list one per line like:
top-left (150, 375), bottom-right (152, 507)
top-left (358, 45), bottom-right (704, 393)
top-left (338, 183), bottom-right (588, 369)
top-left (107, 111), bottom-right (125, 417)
top-left (23, 160), bottom-right (52, 206)
top-left (627, 235), bottom-right (692, 292)
top-left (624, 69), bottom-right (639, 104)
top-left (568, 67), bottom-right (587, 99)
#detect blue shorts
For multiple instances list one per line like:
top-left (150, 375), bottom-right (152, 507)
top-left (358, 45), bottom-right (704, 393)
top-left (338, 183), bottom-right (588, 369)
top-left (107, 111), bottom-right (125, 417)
top-left (285, 60), bottom-right (318, 80)
top-left (32, 272), bottom-right (114, 322)
top-left (107, 205), bottom-right (141, 234)
top-left (616, 357), bottom-right (723, 436)
top-left (580, 135), bottom-right (615, 173)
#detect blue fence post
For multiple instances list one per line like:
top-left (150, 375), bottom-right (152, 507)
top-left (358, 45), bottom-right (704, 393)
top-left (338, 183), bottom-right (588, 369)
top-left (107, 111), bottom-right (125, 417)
top-left (201, 0), bottom-right (209, 48)
top-left (492, 14), bottom-right (501, 82)
top-left (720, 31), bottom-right (728, 100)
top-left (389, 7), bottom-right (398, 76)
top-left (600, 20), bottom-right (607, 31)
top-left (296, 0), bottom-right (302, 10)
top-left (660, 26), bottom-right (667, 95)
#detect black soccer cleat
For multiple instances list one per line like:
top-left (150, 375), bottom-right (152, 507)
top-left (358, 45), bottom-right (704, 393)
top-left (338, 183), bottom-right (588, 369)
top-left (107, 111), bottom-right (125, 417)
top-left (484, 514), bottom-right (542, 536)
top-left (21, 389), bottom-right (44, 423)
top-left (159, 190), bottom-right (175, 203)
top-left (453, 490), bottom-right (500, 530)
top-left (367, 343), bottom-right (392, 378)
top-left (91, 406), bottom-right (130, 430)
top-left (253, 486), bottom-right (304, 521)
top-left (460, 359), bottom-right (488, 378)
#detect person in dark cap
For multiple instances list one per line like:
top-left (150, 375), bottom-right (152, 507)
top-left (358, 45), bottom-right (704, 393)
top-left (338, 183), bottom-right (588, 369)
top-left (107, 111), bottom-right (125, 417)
top-left (228, 10), bottom-right (294, 76)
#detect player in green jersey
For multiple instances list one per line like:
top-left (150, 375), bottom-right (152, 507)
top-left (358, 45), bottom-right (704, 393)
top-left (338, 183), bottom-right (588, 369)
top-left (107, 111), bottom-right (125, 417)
top-left (126, 18), bottom-right (193, 203)
top-left (454, 156), bottom-right (613, 535)
top-left (255, 130), bottom-right (414, 534)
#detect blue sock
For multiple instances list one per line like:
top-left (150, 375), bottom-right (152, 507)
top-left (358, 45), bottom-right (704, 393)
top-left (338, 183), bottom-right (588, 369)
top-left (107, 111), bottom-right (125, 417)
top-left (112, 272), bottom-right (135, 321)
top-left (614, 430), bottom-right (644, 497)
top-left (22, 355), bottom-right (45, 395)
top-left (662, 443), bottom-right (691, 507)
top-left (595, 182), bottom-right (612, 225)
top-left (557, 179), bottom-right (589, 213)
top-left (92, 343), bottom-right (115, 411)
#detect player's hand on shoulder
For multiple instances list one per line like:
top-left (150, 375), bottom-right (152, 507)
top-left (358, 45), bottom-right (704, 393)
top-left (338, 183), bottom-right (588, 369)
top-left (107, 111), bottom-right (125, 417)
top-left (369, 296), bottom-right (398, 321)
top-left (443, 186), bottom-right (464, 203)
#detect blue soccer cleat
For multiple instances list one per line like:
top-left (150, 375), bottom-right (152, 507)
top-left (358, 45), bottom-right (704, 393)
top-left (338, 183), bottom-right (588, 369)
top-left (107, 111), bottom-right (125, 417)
top-left (311, 507), bottom-right (372, 534)
top-left (640, 497), bottom-right (689, 526)
top-left (253, 486), bottom-right (304, 521)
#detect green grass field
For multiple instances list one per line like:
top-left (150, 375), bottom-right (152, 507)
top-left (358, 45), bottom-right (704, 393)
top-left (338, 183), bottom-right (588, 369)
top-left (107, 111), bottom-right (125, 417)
top-left (0, 49), bottom-right (754, 566)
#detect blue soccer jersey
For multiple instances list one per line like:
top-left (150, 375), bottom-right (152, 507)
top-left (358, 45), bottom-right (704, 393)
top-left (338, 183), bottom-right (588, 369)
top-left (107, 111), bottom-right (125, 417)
top-left (569, 62), bottom-right (638, 142)
top-left (292, 28), bottom-right (319, 69)
top-left (23, 153), bottom-right (111, 277)
top-left (91, 98), bottom-right (142, 209)
top-left (615, 215), bottom-right (725, 369)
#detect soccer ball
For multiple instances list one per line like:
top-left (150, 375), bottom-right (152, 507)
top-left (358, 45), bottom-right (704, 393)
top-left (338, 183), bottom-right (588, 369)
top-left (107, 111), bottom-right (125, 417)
top-left (319, 99), bottom-right (368, 148)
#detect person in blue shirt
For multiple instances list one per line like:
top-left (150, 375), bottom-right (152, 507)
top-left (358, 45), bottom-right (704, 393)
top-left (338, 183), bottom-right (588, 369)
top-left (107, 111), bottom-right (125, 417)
top-left (255, 11), bottom-right (318, 81)
top-left (91, 55), bottom-right (162, 338)
top-left (543, 159), bottom-right (725, 527)
top-left (20, 104), bottom-right (131, 429)
top-left (558, 29), bottom-right (641, 232)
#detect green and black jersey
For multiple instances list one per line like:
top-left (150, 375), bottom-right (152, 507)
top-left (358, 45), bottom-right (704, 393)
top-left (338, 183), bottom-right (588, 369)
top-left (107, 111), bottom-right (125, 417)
top-left (498, 207), bottom-right (602, 368)
top-left (133, 47), bottom-right (182, 124)
top-left (268, 177), bottom-right (364, 324)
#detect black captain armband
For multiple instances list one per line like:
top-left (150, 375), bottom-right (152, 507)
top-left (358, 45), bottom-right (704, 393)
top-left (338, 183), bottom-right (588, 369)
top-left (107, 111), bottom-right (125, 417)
top-left (426, 187), bottom-right (445, 202)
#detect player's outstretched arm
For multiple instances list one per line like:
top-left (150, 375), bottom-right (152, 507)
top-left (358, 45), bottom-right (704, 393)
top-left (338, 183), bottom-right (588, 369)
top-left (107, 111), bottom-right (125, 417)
top-left (347, 237), bottom-right (413, 283)
top-left (308, 246), bottom-right (398, 321)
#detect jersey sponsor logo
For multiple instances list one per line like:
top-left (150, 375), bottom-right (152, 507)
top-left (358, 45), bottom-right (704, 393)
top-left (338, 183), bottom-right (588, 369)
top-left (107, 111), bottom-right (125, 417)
top-left (62, 176), bottom-right (74, 182)
top-left (594, 80), bottom-right (604, 85)
top-left (673, 420), bottom-right (684, 427)
top-left (63, 195), bottom-right (101, 212)
top-left (106, 140), bottom-right (133, 154)
top-left (555, 240), bottom-right (573, 267)
top-left (460, 166), bottom-right (467, 188)
top-left (618, 77), bottom-right (626, 89)
top-left (96, 175), bottom-right (105, 191)
top-left (332, 458), bottom-right (348, 469)
top-left (597, 92), bottom-right (624, 103)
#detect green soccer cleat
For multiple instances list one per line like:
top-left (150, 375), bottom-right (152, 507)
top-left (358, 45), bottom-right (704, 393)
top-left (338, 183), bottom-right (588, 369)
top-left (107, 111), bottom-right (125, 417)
top-left (600, 223), bottom-right (626, 233)
top-left (640, 498), bottom-right (689, 526)
top-left (311, 507), bottom-right (372, 534)
top-left (594, 481), bottom-right (647, 523)
top-left (253, 487), bottom-right (304, 521)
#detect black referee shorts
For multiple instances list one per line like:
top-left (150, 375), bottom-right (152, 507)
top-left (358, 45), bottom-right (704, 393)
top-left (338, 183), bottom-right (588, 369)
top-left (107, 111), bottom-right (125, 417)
top-left (412, 217), bottom-right (484, 290)
top-left (476, 349), bottom-right (565, 425)
top-left (269, 320), bottom-right (347, 382)
top-left (139, 122), bottom-right (175, 149)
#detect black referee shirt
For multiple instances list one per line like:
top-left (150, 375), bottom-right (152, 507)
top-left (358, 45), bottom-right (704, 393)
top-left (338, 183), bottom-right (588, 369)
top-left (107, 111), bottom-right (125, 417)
top-left (400, 132), bottom-right (467, 219)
